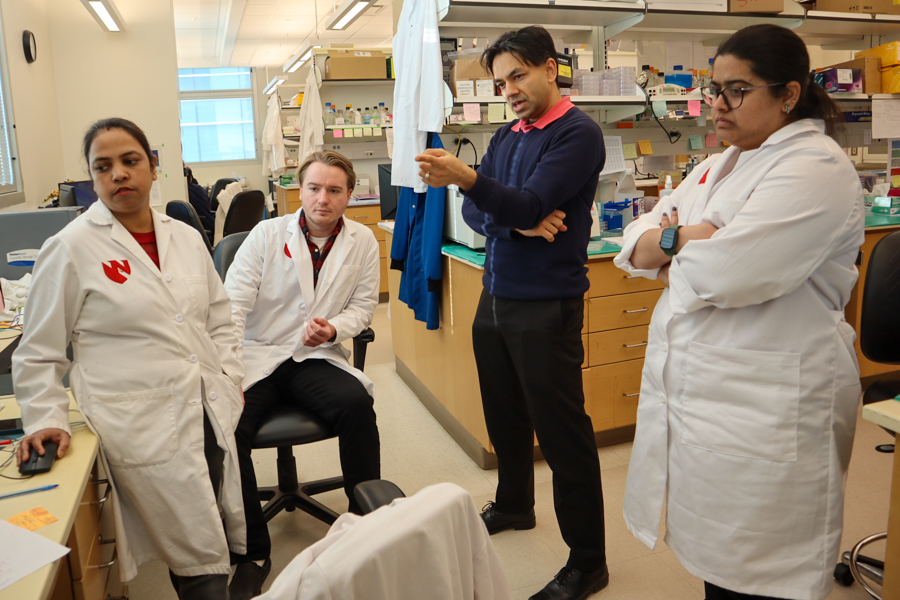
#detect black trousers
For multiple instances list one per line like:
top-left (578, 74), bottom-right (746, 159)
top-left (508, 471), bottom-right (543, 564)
top-left (169, 409), bottom-right (229, 600)
top-left (472, 291), bottom-right (606, 573)
top-left (705, 582), bottom-right (792, 600)
top-left (232, 358), bottom-right (380, 563)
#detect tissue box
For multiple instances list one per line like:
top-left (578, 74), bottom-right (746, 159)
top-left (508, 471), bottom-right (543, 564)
top-left (813, 68), bottom-right (863, 93)
top-left (872, 196), bottom-right (900, 214)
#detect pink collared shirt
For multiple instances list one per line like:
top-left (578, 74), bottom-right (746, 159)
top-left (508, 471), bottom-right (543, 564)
top-left (511, 96), bottom-right (576, 133)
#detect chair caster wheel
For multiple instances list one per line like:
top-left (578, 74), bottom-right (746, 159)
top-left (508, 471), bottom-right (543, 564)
top-left (834, 563), bottom-right (854, 587)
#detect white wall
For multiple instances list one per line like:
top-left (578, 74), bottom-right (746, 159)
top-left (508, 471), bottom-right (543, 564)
top-left (47, 0), bottom-right (185, 204)
top-left (0, 0), bottom-right (65, 209)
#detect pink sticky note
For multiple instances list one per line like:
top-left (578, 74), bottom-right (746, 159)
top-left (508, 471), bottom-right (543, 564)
top-left (463, 103), bottom-right (481, 122)
top-left (333, 129), bottom-right (344, 138)
top-left (705, 132), bottom-right (718, 147)
top-left (688, 100), bottom-right (701, 117)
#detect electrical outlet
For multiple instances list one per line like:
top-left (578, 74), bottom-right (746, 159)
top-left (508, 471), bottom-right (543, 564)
top-left (364, 150), bottom-right (374, 157)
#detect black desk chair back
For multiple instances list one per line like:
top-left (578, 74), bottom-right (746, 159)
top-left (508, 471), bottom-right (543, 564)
top-left (214, 231), bottom-right (398, 525)
top-left (833, 230), bottom-right (900, 593)
top-left (223, 190), bottom-right (265, 240)
top-left (210, 177), bottom-right (237, 213)
top-left (166, 200), bottom-right (214, 257)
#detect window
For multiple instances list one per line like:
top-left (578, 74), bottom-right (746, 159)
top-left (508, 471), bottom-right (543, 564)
top-left (178, 68), bottom-right (257, 164)
top-left (0, 12), bottom-right (22, 208)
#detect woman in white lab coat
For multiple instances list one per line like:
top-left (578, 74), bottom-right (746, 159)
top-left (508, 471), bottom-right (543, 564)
top-left (614, 25), bottom-right (864, 600)
top-left (13, 118), bottom-right (247, 600)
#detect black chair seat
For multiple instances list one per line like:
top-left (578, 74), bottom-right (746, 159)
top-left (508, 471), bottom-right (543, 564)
top-left (253, 404), bottom-right (336, 449)
top-left (863, 379), bottom-right (900, 405)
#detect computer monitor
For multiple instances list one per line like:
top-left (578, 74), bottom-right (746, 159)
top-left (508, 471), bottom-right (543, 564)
top-left (378, 164), bottom-right (399, 220)
top-left (58, 180), bottom-right (98, 208)
top-left (58, 184), bottom-right (76, 207)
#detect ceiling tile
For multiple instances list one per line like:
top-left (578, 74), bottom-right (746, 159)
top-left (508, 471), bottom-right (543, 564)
top-left (244, 4), bottom-right (277, 15)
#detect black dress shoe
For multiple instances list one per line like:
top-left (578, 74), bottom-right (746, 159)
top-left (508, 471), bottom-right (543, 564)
top-left (529, 564), bottom-right (609, 600)
top-left (230, 557), bottom-right (272, 600)
top-left (480, 501), bottom-right (536, 535)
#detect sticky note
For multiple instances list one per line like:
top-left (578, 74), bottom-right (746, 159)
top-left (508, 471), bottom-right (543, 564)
top-left (353, 128), bottom-right (363, 138)
top-left (705, 133), bottom-right (718, 147)
top-left (374, 127), bottom-right (383, 136)
top-left (7, 507), bottom-right (57, 531)
top-left (488, 103), bottom-right (506, 122)
top-left (463, 103), bottom-right (481, 122)
top-left (363, 127), bottom-right (373, 137)
top-left (623, 143), bottom-right (638, 160)
top-left (689, 135), bottom-right (704, 150)
top-left (333, 129), bottom-right (343, 138)
top-left (638, 140), bottom-right (653, 154)
top-left (652, 101), bottom-right (667, 117)
top-left (893, 175), bottom-right (900, 187)
top-left (688, 100), bottom-right (701, 116)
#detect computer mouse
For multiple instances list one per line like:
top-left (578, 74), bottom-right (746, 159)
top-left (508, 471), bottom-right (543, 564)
top-left (19, 440), bottom-right (58, 475)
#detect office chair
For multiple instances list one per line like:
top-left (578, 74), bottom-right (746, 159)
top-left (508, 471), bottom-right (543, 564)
top-left (222, 190), bottom-right (266, 239)
top-left (213, 232), bottom-right (397, 526)
top-left (209, 177), bottom-right (238, 213)
top-left (165, 200), bottom-right (214, 256)
top-left (833, 231), bottom-right (900, 598)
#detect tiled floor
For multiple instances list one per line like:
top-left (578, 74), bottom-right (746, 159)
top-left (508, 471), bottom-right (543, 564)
top-left (127, 302), bottom-right (892, 599)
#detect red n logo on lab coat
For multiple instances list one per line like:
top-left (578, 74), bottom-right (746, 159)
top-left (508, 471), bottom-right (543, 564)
top-left (103, 260), bottom-right (131, 284)
top-left (284, 243), bottom-right (292, 258)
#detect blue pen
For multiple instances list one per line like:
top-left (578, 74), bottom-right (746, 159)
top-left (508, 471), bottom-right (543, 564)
top-left (0, 484), bottom-right (59, 501)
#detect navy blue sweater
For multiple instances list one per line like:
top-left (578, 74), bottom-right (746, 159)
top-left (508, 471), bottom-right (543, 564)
top-left (461, 104), bottom-right (605, 300)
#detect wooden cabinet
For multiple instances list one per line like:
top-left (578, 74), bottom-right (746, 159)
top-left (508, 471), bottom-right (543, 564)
top-left (272, 186), bottom-right (389, 295)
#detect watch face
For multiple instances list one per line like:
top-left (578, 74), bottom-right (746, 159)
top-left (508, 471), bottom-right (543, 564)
top-left (660, 228), bottom-right (677, 249)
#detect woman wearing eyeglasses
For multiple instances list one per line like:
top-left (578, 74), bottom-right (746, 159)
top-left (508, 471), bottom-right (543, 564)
top-left (614, 24), bottom-right (864, 600)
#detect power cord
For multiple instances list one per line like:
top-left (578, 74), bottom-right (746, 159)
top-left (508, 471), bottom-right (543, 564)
top-left (459, 137), bottom-right (479, 168)
top-left (637, 81), bottom-right (681, 144)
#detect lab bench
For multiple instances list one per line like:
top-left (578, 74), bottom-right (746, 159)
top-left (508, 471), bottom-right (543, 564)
top-left (382, 220), bottom-right (900, 469)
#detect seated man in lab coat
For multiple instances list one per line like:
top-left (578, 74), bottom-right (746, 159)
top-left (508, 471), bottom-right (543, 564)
top-left (224, 150), bottom-right (381, 600)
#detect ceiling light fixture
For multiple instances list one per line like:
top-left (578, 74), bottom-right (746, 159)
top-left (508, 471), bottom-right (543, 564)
top-left (283, 41), bottom-right (323, 74)
top-left (263, 76), bottom-right (285, 95)
top-left (80, 0), bottom-right (126, 32)
top-left (325, 0), bottom-right (371, 31)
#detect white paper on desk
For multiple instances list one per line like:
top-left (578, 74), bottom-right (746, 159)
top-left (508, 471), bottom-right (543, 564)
top-left (873, 98), bottom-right (900, 139)
top-left (599, 136), bottom-right (626, 177)
top-left (602, 236), bottom-right (625, 247)
top-left (0, 520), bottom-right (70, 591)
top-left (149, 180), bottom-right (163, 207)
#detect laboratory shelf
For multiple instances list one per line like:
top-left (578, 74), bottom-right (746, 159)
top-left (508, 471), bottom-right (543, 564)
top-left (454, 95), bottom-right (646, 105)
top-left (320, 79), bottom-right (395, 87)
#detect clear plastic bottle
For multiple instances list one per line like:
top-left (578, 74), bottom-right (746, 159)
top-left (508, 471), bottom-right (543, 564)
top-left (378, 102), bottom-right (387, 124)
top-left (363, 107), bottom-right (372, 125)
top-left (637, 64), bottom-right (651, 89)
top-left (335, 108), bottom-right (345, 126)
top-left (659, 174), bottom-right (675, 200)
top-left (353, 107), bottom-right (362, 125)
top-left (323, 103), bottom-right (336, 127)
top-left (382, 107), bottom-right (392, 126)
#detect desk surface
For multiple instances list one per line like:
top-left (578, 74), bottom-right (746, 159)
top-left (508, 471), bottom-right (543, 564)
top-left (863, 399), bottom-right (900, 433)
top-left (0, 393), bottom-right (99, 600)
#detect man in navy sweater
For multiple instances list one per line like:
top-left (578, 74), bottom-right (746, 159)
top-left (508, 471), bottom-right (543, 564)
top-left (416, 26), bottom-right (607, 600)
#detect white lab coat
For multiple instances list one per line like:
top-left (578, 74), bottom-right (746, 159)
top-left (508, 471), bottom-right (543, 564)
top-left (262, 93), bottom-right (287, 177)
top-left (391, 0), bottom-right (445, 192)
top-left (297, 65), bottom-right (324, 164)
top-left (214, 180), bottom-right (245, 246)
top-left (12, 201), bottom-right (247, 581)
top-left (255, 483), bottom-right (513, 600)
top-left (613, 119), bottom-right (865, 600)
top-left (224, 209), bottom-right (379, 393)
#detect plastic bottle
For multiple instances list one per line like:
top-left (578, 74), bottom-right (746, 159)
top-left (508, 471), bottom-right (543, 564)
top-left (335, 108), bottom-right (345, 126)
top-left (659, 175), bottom-right (675, 200)
top-left (323, 103), bottom-right (335, 127)
top-left (376, 102), bottom-right (386, 125)
top-left (637, 64), bottom-right (651, 89)
top-left (383, 107), bottom-right (391, 126)
top-left (353, 107), bottom-right (362, 125)
top-left (363, 107), bottom-right (372, 125)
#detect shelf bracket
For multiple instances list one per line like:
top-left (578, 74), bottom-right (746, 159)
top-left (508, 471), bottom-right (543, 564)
top-left (592, 14), bottom-right (644, 71)
top-left (603, 14), bottom-right (644, 41)
top-left (604, 103), bottom-right (646, 123)
top-left (436, 0), bottom-right (450, 21)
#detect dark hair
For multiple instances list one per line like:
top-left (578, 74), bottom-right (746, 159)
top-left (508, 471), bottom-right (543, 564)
top-left (82, 117), bottom-right (156, 170)
top-left (481, 25), bottom-right (557, 81)
top-left (297, 150), bottom-right (356, 192)
top-left (715, 24), bottom-right (843, 138)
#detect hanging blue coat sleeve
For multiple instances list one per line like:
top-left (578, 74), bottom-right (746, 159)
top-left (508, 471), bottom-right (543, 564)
top-left (390, 186), bottom-right (416, 270)
top-left (423, 134), bottom-right (446, 291)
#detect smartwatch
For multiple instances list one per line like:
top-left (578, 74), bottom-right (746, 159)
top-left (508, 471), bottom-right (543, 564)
top-left (659, 224), bottom-right (682, 257)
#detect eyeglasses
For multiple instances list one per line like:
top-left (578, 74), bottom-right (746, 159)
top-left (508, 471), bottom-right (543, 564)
top-left (701, 82), bottom-right (787, 109)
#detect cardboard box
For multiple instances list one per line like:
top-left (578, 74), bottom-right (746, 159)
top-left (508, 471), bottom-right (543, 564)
top-left (883, 64), bottom-right (900, 93)
top-left (857, 41), bottom-right (900, 66)
top-left (813, 67), bottom-right (863, 93)
top-left (844, 110), bottom-right (873, 122)
top-left (323, 49), bottom-right (388, 80)
top-left (817, 0), bottom-right (900, 14)
top-left (729, 0), bottom-right (784, 13)
top-left (872, 196), bottom-right (900, 214)
top-left (824, 57), bottom-right (881, 94)
top-left (450, 58), bottom-right (492, 97)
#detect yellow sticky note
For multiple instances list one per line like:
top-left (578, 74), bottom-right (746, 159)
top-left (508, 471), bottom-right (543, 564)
top-left (892, 175), bottom-right (900, 187)
top-left (488, 103), bottom-right (506, 122)
top-left (7, 507), bottom-right (57, 531)
top-left (638, 140), bottom-right (653, 154)
top-left (623, 143), bottom-right (638, 160)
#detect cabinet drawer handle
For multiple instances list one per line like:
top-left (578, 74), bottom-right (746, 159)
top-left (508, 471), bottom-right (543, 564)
top-left (623, 307), bottom-right (649, 314)
top-left (622, 392), bottom-right (640, 398)
top-left (623, 342), bottom-right (648, 348)
top-left (96, 549), bottom-right (117, 570)
top-left (91, 485), bottom-right (111, 505)
top-left (624, 275), bottom-right (641, 279)
top-left (100, 536), bottom-right (116, 545)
